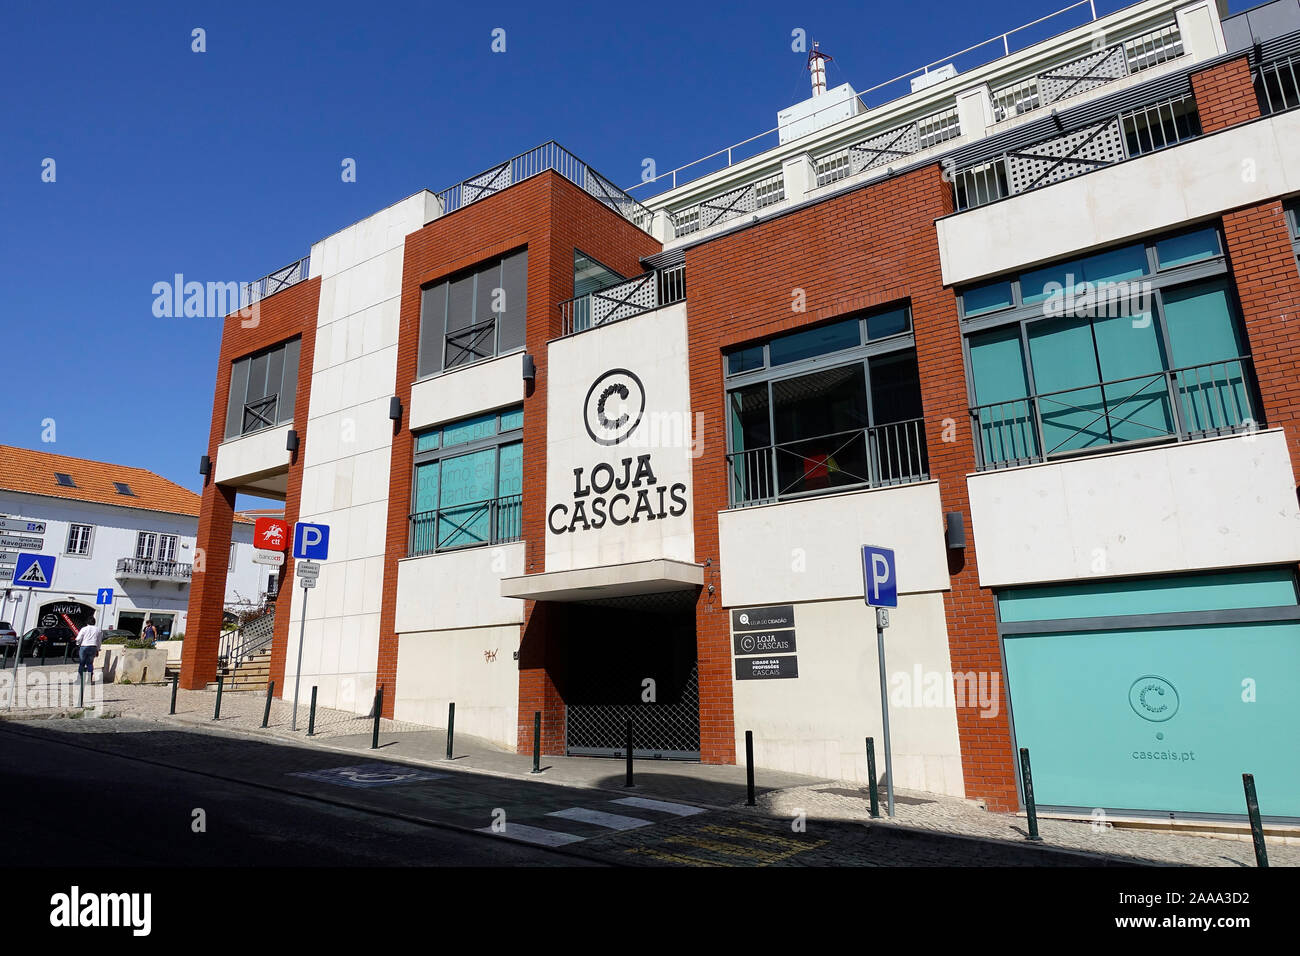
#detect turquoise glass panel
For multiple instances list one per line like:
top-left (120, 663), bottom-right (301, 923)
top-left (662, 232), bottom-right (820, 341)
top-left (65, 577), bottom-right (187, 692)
top-left (1092, 311), bottom-right (1173, 444)
top-left (1028, 316), bottom-right (1107, 455)
top-left (498, 406), bottom-right (524, 432)
top-left (1162, 280), bottom-right (1252, 433)
top-left (769, 318), bottom-right (861, 366)
top-left (997, 567), bottom-right (1299, 622)
top-left (438, 448), bottom-right (496, 547)
top-left (1003, 621), bottom-right (1300, 816)
top-left (497, 442), bottom-right (523, 540)
top-left (1022, 244), bottom-right (1148, 304)
top-left (414, 430), bottom-right (440, 454)
top-left (969, 326), bottom-right (1037, 464)
top-left (442, 412), bottom-right (498, 448)
top-left (962, 280), bottom-right (1015, 317)
top-left (411, 463), bottom-right (441, 554)
top-left (1156, 227), bottom-right (1220, 269)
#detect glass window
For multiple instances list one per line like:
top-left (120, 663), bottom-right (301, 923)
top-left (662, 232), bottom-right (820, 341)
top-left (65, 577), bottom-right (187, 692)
top-left (866, 306), bottom-right (910, 340)
top-left (65, 524), bottom-right (92, 556)
top-left (1021, 243), bottom-right (1148, 304)
top-left (224, 338), bottom-right (300, 439)
top-left (410, 406), bottom-right (524, 554)
top-left (136, 533), bottom-right (157, 561)
top-left (727, 345), bottom-right (765, 376)
top-left (573, 251), bottom-right (624, 297)
top-left (1162, 279), bottom-right (1252, 434)
top-left (769, 318), bottom-right (861, 366)
top-left (1156, 227), bottom-right (1221, 269)
top-left (418, 250), bottom-right (528, 378)
top-left (962, 279), bottom-right (1015, 317)
top-left (772, 364), bottom-right (871, 496)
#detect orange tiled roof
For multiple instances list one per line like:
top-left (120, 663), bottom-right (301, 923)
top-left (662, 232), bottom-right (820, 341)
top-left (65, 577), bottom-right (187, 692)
top-left (0, 444), bottom-right (252, 523)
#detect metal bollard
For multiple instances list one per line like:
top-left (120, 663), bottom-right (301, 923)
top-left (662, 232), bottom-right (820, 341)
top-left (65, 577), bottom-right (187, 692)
top-left (624, 718), bottom-right (635, 788)
top-left (169, 674), bottom-right (179, 715)
top-left (745, 730), bottom-right (756, 807)
top-left (307, 686), bottom-right (318, 737)
top-left (213, 676), bottom-right (224, 721)
top-left (1019, 747), bottom-right (1043, 842)
top-left (445, 702), bottom-right (455, 760)
top-left (78, 671), bottom-right (85, 708)
top-left (865, 737), bottom-right (881, 819)
top-left (1243, 773), bottom-right (1269, 867)
top-left (531, 711), bottom-right (541, 774)
top-left (370, 686), bottom-right (383, 750)
top-left (262, 680), bottom-right (275, 728)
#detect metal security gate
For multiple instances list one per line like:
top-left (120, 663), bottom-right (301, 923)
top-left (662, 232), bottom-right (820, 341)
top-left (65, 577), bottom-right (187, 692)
top-left (562, 597), bottom-right (700, 760)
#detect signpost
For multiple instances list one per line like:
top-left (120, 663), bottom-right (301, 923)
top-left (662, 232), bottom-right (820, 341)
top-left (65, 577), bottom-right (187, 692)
top-left (862, 545), bottom-right (897, 818)
top-left (0, 535), bottom-right (44, 552)
top-left (0, 519), bottom-right (46, 535)
top-left (290, 525), bottom-right (329, 730)
top-left (9, 553), bottom-right (56, 673)
top-left (96, 587), bottom-right (114, 607)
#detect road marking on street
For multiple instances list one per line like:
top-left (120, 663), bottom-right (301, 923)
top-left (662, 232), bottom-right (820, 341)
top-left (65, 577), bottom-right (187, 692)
top-left (611, 796), bottom-right (705, 816)
top-left (476, 823), bottom-right (587, 847)
top-left (289, 764), bottom-right (447, 789)
top-left (624, 845), bottom-right (728, 866)
top-left (547, 807), bottom-right (652, 830)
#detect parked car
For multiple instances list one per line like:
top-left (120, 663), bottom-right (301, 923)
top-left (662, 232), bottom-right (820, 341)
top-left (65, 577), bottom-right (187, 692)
top-left (0, 622), bottom-right (16, 648)
top-left (20, 625), bottom-right (77, 659)
top-left (100, 629), bottom-right (136, 643)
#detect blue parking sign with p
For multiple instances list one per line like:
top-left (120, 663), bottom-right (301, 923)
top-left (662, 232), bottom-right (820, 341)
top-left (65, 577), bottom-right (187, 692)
top-left (293, 522), bottom-right (330, 560)
top-left (862, 545), bottom-right (897, 608)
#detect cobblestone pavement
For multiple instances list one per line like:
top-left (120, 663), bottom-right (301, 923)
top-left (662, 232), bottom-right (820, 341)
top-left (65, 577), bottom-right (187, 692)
top-left (7, 679), bottom-right (1295, 867)
top-left (756, 785), bottom-right (1300, 867)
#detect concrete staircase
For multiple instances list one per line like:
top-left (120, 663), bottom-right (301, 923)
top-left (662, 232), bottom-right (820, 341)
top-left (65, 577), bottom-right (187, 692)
top-left (205, 648), bottom-right (272, 693)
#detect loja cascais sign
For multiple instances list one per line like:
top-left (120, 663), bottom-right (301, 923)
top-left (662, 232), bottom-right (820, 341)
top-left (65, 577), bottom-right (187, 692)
top-left (547, 368), bottom-right (688, 535)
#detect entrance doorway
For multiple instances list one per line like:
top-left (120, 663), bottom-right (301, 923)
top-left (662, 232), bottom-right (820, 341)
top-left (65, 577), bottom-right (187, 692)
top-left (560, 593), bottom-right (700, 760)
top-left (117, 611), bottom-right (177, 639)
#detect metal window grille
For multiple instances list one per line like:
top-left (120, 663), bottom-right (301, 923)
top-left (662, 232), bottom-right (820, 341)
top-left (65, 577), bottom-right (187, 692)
top-left (1256, 54), bottom-right (1300, 115)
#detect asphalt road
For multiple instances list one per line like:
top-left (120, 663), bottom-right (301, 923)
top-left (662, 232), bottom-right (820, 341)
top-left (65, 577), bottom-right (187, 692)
top-left (0, 722), bottom-right (602, 867)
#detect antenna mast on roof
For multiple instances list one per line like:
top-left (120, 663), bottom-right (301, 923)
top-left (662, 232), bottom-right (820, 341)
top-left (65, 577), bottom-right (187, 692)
top-left (808, 41), bottom-right (832, 97)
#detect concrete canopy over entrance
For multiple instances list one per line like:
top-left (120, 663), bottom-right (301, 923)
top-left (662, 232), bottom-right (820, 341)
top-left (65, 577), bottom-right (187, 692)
top-left (500, 558), bottom-right (703, 603)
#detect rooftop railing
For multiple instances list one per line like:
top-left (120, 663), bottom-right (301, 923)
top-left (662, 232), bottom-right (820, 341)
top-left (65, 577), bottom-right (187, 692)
top-left (670, 173), bottom-right (785, 238)
top-left (242, 255), bottom-right (311, 307)
top-left (559, 263), bottom-right (686, 336)
top-left (951, 91), bottom-right (1200, 211)
top-left (434, 141), bottom-right (652, 232)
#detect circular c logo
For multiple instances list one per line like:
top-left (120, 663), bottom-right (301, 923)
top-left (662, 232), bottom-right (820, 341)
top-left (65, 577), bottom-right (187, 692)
top-left (583, 369), bottom-right (645, 445)
top-left (1128, 675), bottom-right (1179, 722)
top-left (739, 635), bottom-right (755, 653)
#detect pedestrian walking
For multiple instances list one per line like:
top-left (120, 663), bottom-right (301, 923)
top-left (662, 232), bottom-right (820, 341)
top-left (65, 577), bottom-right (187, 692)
top-left (76, 614), bottom-right (104, 682)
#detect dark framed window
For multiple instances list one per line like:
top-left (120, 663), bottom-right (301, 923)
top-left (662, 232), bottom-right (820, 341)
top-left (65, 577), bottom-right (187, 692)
top-left (65, 524), bottom-right (93, 556)
top-left (224, 338), bottom-right (300, 439)
top-left (1287, 201), bottom-right (1300, 273)
top-left (959, 226), bottom-right (1260, 470)
top-left (417, 249), bottom-right (527, 379)
top-left (723, 305), bottom-right (927, 507)
top-left (409, 406), bottom-right (524, 553)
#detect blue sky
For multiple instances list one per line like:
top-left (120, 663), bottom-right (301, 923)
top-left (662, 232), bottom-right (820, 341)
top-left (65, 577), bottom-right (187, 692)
top-left (0, 0), bottom-right (1245, 503)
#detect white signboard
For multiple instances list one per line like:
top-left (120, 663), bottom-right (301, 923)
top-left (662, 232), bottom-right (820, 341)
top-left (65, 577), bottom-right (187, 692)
top-left (252, 548), bottom-right (285, 567)
top-left (296, 560), bottom-right (321, 579)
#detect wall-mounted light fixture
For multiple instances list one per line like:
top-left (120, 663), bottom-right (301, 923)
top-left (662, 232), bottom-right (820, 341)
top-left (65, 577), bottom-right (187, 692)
top-left (944, 511), bottom-right (966, 551)
top-left (388, 395), bottom-right (403, 423)
top-left (285, 429), bottom-right (300, 453)
top-left (522, 353), bottom-right (536, 384)
top-left (198, 455), bottom-right (211, 477)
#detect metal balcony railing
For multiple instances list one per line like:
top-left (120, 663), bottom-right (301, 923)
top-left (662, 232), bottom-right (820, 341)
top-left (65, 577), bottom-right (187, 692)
top-left (815, 107), bottom-right (962, 188)
top-left (242, 255), bottom-right (311, 308)
top-left (970, 357), bottom-right (1258, 470)
top-left (241, 394), bottom-right (278, 436)
top-left (434, 141), bottom-right (652, 232)
top-left (727, 418), bottom-right (929, 507)
top-left (990, 23), bottom-right (1183, 122)
top-left (952, 92), bottom-right (1200, 211)
top-left (408, 494), bottom-right (523, 555)
top-left (116, 558), bottom-right (195, 581)
top-left (670, 173), bottom-right (785, 238)
top-left (559, 264), bottom-right (686, 336)
top-left (1256, 53), bottom-right (1300, 115)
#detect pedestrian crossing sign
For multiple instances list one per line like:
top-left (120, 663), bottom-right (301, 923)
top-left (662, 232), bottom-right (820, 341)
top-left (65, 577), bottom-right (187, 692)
top-left (11, 552), bottom-right (55, 589)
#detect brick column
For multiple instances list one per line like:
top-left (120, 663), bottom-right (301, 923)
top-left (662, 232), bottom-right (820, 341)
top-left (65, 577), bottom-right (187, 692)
top-left (1223, 201), bottom-right (1300, 476)
top-left (1190, 55), bottom-right (1260, 133)
top-left (180, 482), bottom-right (236, 689)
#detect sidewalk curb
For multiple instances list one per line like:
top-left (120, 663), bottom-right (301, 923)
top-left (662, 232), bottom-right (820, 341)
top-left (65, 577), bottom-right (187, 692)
top-left (115, 706), bottom-right (1166, 866)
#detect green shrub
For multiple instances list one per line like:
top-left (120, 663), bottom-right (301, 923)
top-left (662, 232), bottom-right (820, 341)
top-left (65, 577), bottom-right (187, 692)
top-left (103, 636), bottom-right (130, 645)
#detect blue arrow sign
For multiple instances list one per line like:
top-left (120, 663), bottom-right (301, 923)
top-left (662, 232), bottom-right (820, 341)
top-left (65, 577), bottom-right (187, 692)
top-left (862, 545), bottom-right (897, 608)
top-left (97, 587), bottom-right (114, 605)
top-left (11, 552), bottom-right (55, 589)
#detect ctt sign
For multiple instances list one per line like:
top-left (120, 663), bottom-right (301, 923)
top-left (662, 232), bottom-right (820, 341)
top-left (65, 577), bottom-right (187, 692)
top-left (862, 545), bottom-right (897, 608)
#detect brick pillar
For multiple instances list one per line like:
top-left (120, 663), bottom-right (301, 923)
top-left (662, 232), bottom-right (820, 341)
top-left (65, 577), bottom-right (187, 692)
top-left (912, 167), bottom-right (1020, 812)
top-left (1190, 55), bottom-right (1260, 133)
top-left (180, 482), bottom-right (236, 689)
top-left (1223, 201), bottom-right (1300, 476)
top-left (517, 600), bottom-right (566, 754)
